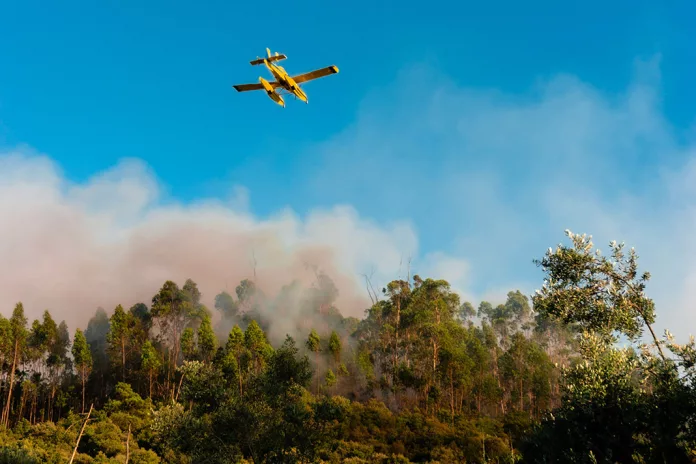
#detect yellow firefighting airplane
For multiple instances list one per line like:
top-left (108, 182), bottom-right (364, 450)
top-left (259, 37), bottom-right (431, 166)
top-left (232, 48), bottom-right (339, 107)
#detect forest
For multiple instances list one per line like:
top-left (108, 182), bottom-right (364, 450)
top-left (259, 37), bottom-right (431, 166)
top-left (0, 229), bottom-right (695, 463)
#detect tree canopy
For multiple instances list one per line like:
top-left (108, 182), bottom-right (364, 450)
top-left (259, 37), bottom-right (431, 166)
top-left (0, 229), bottom-right (693, 463)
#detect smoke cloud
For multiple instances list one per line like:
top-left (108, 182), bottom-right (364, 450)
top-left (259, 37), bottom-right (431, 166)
top-left (0, 148), bottom-right (443, 335)
top-left (298, 57), bottom-right (696, 342)
top-left (5, 56), bottom-right (693, 346)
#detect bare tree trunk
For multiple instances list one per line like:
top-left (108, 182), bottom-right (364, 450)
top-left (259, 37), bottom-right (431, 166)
top-left (2, 340), bottom-right (19, 428)
top-left (69, 403), bottom-right (93, 464)
top-left (449, 368), bottom-right (455, 424)
top-left (81, 369), bottom-right (86, 414)
top-left (121, 338), bottom-right (126, 382)
top-left (49, 385), bottom-right (56, 422)
top-left (314, 352), bottom-right (319, 394)
top-left (645, 319), bottom-right (666, 361)
top-left (125, 424), bottom-right (131, 464)
top-left (17, 393), bottom-right (26, 423)
top-left (174, 373), bottom-right (186, 402)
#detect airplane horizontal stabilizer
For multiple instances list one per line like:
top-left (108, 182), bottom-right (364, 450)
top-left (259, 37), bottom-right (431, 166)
top-left (249, 54), bottom-right (287, 66)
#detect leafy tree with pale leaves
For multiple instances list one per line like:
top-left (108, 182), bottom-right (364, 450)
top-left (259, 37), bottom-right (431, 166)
top-left (523, 230), bottom-right (695, 462)
top-left (533, 230), bottom-right (662, 355)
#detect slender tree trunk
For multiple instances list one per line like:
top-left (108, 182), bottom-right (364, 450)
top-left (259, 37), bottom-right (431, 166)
top-left (235, 352), bottom-right (243, 397)
top-left (81, 368), bottom-right (86, 414)
top-left (431, 340), bottom-right (439, 377)
top-left (174, 373), bottom-right (186, 402)
top-left (121, 338), bottom-right (126, 382)
top-left (166, 348), bottom-right (172, 394)
top-left (49, 385), bottom-right (56, 422)
top-left (393, 297), bottom-right (401, 377)
top-left (449, 368), bottom-right (455, 424)
top-left (148, 371), bottom-right (153, 399)
top-left (644, 319), bottom-right (666, 361)
top-left (69, 404), bottom-right (93, 464)
top-left (125, 424), bottom-right (131, 464)
top-left (18, 394), bottom-right (25, 423)
top-left (2, 340), bottom-right (19, 428)
top-left (424, 385), bottom-right (429, 414)
top-left (314, 352), bottom-right (319, 394)
top-left (625, 298), bottom-right (667, 362)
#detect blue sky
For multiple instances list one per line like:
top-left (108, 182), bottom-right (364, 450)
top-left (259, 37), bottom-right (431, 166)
top-left (1, 1), bottom-right (696, 337)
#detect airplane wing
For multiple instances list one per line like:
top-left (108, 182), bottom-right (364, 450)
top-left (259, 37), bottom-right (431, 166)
top-left (232, 81), bottom-right (280, 92)
top-left (291, 65), bottom-right (339, 84)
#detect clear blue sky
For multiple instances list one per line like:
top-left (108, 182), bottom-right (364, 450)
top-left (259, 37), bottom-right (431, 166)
top-left (2, 1), bottom-right (692, 195)
top-left (2, 0), bottom-right (696, 330)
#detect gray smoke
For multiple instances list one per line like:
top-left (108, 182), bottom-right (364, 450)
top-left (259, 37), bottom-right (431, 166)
top-left (0, 149), bottom-right (448, 338)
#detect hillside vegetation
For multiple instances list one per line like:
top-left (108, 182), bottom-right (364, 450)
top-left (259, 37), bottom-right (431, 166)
top-left (0, 230), bottom-right (694, 463)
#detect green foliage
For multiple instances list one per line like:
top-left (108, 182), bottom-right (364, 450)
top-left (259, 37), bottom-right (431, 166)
top-left (306, 328), bottom-right (321, 353)
top-left (329, 330), bottom-right (342, 363)
top-left (106, 304), bottom-right (132, 381)
top-left (141, 340), bottom-right (161, 398)
top-left (180, 328), bottom-right (195, 360)
top-left (73, 329), bottom-right (93, 368)
top-left (522, 230), bottom-right (696, 462)
top-left (533, 230), bottom-right (658, 344)
top-left (263, 336), bottom-right (313, 398)
top-left (197, 314), bottom-right (217, 362)
top-left (0, 447), bottom-right (41, 464)
top-left (214, 291), bottom-right (238, 320)
top-left (325, 369), bottom-right (337, 388)
top-left (3, 230), bottom-right (696, 462)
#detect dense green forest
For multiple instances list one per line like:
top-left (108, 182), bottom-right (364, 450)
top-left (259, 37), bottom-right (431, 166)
top-left (0, 230), bottom-right (695, 463)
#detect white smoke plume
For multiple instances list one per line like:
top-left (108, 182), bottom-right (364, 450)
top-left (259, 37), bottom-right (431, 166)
top-left (0, 148), bottom-right (446, 336)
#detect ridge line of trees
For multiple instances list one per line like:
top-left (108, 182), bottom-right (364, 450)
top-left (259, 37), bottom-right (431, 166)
top-left (0, 230), bottom-right (694, 463)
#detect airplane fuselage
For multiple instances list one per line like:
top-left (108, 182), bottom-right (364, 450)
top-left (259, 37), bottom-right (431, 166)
top-left (264, 59), bottom-right (308, 103)
top-left (233, 49), bottom-right (338, 107)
